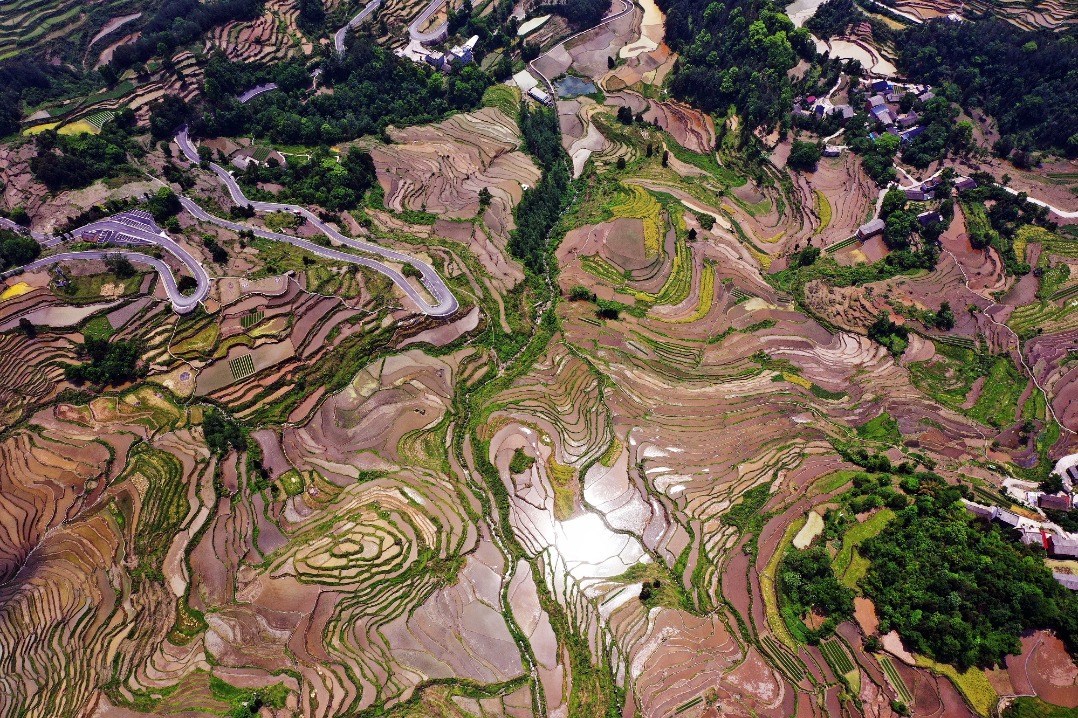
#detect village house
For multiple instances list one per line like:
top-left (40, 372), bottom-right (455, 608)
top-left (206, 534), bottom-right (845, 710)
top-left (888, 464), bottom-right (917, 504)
top-left (897, 111), bottom-right (919, 128)
top-left (857, 218), bottom-right (885, 240)
top-left (917, 210), bottom-right (942, 226)
top-left (1040, 493), bottom-right (1074, 512)
top-left (904, 186), bottom-right (935, 202)
top-left (955, 177), bottom-right (978, 192)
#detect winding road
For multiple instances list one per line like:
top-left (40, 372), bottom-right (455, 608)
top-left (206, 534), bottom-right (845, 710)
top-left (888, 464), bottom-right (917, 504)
top-left (175, 126), bottom-right (458, 316)
top-left (1, 212), bottom-right (211, 313)
top-left (408, 0), bottom-right (448, 44)
top-left (333, 0), bottom-right (384, 54)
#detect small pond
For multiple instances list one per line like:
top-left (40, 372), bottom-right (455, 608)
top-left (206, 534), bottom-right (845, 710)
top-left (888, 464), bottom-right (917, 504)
top-left (555, 75), bottom-right (597, 98)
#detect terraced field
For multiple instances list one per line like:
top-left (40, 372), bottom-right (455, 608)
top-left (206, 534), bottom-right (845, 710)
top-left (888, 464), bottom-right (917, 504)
top-left (2, 0), bottom-right (1078, 716)
top-left (0, 0), bottom-right (140, 59)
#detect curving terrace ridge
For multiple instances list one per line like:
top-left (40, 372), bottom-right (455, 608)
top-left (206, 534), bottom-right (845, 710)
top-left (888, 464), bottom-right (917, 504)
top-left (175, 125), bottom-right (459, 316)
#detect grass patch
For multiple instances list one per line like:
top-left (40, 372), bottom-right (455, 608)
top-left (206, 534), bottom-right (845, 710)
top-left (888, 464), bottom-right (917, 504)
top-left (240, 310), bottom-right (265, 329)
top-left (615, 561), bottom-right (692, 611)
top-left (915, 656), bottom-right (997, 717)
top-left (879, 657), bottom-right (913, 704)
top-left (547, 456), bottom-right (576, 520)
top-left (209, 676), bottom-right (291, 716)
top-left (264, 211), bottom-right (299, 231)
top-left (814, 190), bottom-right (832, 235)
top-left (57, 270), bottom-right (142, 304)
top-left (833, 509), bottom-right (896, 588)
top-left (1004, 698), bottom-right (1078, 718)
top-left (81, 315), bottom-right (114, 340)
top-left (668, 262), bottom-right (715, 323)
top-left (810, 383), bottom-right (847, 401)
top-left (599, 437), bottom-right (623, 467)
top-left (122, 446), bottom-right (188, 587)
top-left (482, 84), bottom-right (521, 120)
top-left (762, 517), bottom-right (805, 649)
top-left (909, 343), bottom-right (1025, 429)
top-left (856, 412), bottom-right (902, 444)
top-left (278, 469), bottom-right (306, 497)
top-left (609, 184), bottom-right (664, 257)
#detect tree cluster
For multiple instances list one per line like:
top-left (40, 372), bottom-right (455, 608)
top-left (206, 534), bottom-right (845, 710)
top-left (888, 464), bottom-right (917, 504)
top-left (192, 46), bottom-right (492, 147)
top-left (0, 229), bottom-right (40, 271)
top-left (535, 0), bottom-right (612, 29)
top-left (780, 546), bottom-right (855, 638)
top-left (898, 19), bottom-right (1078, 155)
top-left (788, 140), bottom-right (821, 172)
top-left (509, 101), bottom-right (570, 273)
top-left (862, 476), bottom-right (1078, 669)
top-left (30, 115), bottom-right (138, 192)
top-left (106, 0), bottom-right (262, 72)
top-left (63, 338), bottom-right (145, 386)
top-left (238, 145), bottom-right (376, 212)
top-left (657, 0), bottom-right (814, 133)
top-left (867, 314), bottom-right (909, 356)
top-left (203, 407), bottom-right (246, 455)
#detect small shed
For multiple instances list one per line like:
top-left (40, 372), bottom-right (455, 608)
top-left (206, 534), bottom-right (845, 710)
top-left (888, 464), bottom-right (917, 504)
top-left (527, 87), bottom-right (553, 106)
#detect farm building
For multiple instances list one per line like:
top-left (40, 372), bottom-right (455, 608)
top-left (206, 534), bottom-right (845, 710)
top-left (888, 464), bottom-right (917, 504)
top-left (857, 218), bottom-right (885, 240)
top-left (917, 211), bottom-right (942, 226)
top-left (823, 145), bottom-right (843, 157)
top-left (904, 187), bottom-right (935, 201)
top-left (871, 106), bottom-right (895, 126)
top-left (897, 111), bottom-right (919, 128)
top-left (1049, 535), bottom-right (1078, 559)
top-left (527, 87), bottom-right (553, 106)
top-left (866, 95), bottom-right (886, 111)
top-left (955, 177), bottom-right (978, 192)
top-left (448, 35), bottom-right (479, 65)
top-left (900, 126), bottom-right (926, 143)
top-left (1040, 493), bottom-right (1074, 511)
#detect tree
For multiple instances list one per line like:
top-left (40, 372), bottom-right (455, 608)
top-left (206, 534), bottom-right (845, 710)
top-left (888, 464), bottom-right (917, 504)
top-left (607, 55), bottom-right (616, 69)
top-left (616, 105), bottom-right (633, 125)
top-left (569, 285), bottom-right (594, 301)
top-left (18, 317), bottom-right (35, 338)
top-left (880, 188), bottom-right (906, 219)
top-left (795, 246), bottom-right (821, 266)
top-left (105, 255), bottom-right (137, 279)
top-left (934, 301), bottom-right (955, 330)
top-left (145, 187), bottom-right (181, 222)
top-left (788, 140), bottom-right (822, 172)
top-left (63, 338), bottom-right (144, 386)
top-left (884, 210), bottom-right (918, 251)
top-left (0, 230), bottom-right (41, 270)
top-left (616, 156), bottom-right (626, 170)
